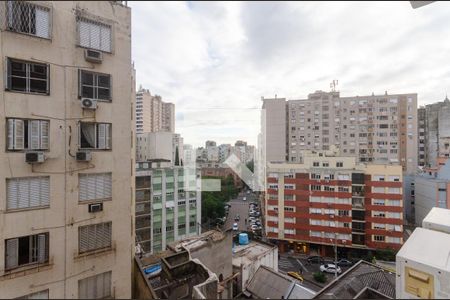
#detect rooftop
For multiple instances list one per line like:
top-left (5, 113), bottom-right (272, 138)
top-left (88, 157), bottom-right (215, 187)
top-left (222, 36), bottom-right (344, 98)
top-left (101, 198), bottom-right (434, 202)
top-left (313, 260), bottom-right (396, 299)
top-left (232, 240), bottom-right (277, 267)
top-left (168, 230), bottom-right (226, 253)
top-left (246, 265), bottom-right (315, 299)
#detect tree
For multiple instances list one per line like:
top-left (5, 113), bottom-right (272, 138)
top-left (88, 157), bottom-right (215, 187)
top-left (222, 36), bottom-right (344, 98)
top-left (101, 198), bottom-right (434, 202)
top-left (174, 146), bottom-right (180, 166)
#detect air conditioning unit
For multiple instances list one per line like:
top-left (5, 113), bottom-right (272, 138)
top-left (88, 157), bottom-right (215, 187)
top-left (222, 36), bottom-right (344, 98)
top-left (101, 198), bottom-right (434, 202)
top-left (84, 49), bottom-right (103, 63)
top-left (76, 151), bottom-right (92, 162)
top-left (81, 98), bottom-right (97, 110)
top-left (88, 203), bottom-right (103, 213)
top-left (26, 151), bottom-right (45, 164)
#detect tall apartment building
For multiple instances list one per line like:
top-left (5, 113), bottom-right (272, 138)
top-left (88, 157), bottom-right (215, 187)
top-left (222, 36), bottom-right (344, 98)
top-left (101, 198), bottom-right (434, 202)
top-left (136, 132), bottom-right (183, 165)
top-left (0, 1), bottom-right (134, 298)
top-left (135, 161), bottom-right (201, 254)
top-left (418, 96), bottom-right (450, 168)
top-left (135, 88), bottom-right (175, 133)
top-left (265, 148), bottom-right (403, 256)
top-left (262, 91), bottom-right (418, 174)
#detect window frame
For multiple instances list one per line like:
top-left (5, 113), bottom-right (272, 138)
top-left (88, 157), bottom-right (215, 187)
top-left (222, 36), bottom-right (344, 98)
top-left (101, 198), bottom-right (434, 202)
top-left (5, 1), bottom-right (53, 40)
top-left (5, 57), bottom-right (50, 95)
top-left (6, 118), bottom-right (50, 151)
top-left (76, 15), bottom-right (113, 53)
top-left (78, 222), bottom-right (112, 254)
top-left (4, 232), bottom-right (49, 271)
top-left (78, 122), bottom-right (112, 150)
top-left (78, 69), bottom-right (112, 102)
top-left (6, 176), bottom-right (50, 211)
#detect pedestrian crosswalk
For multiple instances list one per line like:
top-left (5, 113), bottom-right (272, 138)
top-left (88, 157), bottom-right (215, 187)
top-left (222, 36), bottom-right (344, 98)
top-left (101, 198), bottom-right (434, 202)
top-left (278, 257), bottom-right (294, 271)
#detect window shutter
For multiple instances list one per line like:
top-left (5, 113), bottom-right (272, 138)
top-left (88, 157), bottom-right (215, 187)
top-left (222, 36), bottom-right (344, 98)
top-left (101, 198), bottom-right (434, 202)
top-left (6, 179), bottom-right (18, 210)
top-left (14, 119), bottom-right (25, 150)
top-left (29, 120), bottom-right (41, 149)
top-left (105, 124), bottom-right (111, 149)
top-left (100, 24), bottom-right (111, 52)
top-left (97, 124), bottom-right (106, 149)
top-left (29, 177), bottom-right (41, 207)
top-left (40, 120), bottom-right (49, 149)
top-left (90, 23), bottom-right (101, 50)
top-left (7, 119), bottom-right (15, 150)
top-left (79, 174), bottom-right (88, 201)
top-left (40, 177), bottom-right (50, 206)
top-left (79, 225), bottom-right (89, 253)
top-left (37, 234), bottom-right (47, 263)
top-left (6, 238), bottom-right (19, 269)
top-left (105, 173), bottom-right (112, 199)
top-left (35, 7), bottom-right (50, 38)
top-left (18, 178), bottom-right (30, 209)
top-left (78, 19), bottom-right (90, 48)
top-left (96, 174), bottom-right (105, 199)
top-left (87, 174), bottom-right (97, 201)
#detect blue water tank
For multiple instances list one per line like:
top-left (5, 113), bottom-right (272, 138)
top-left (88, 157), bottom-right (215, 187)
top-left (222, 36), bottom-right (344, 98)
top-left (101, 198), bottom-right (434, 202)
top-left (239, 233), bottom-right (249, 245)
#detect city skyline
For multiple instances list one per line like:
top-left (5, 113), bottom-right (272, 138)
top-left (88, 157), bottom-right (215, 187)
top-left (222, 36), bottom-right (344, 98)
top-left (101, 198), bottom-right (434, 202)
top-left (130, 1), bottom-right (450, 147)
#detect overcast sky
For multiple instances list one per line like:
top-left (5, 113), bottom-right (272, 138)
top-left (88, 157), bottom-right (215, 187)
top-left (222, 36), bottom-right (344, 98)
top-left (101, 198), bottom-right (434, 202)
top-left (130, 1), bottom-right (450, 148)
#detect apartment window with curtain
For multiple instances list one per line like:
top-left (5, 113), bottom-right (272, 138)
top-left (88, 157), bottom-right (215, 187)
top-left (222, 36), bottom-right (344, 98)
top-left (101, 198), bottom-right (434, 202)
top-left (6, 58), bottom-right (49, 94)
top-left (7, 119), bottom-right (49, 151)
top-left (78, 222), bottom-right (112, 254)
top-left (6, 1), bottom-right (51, 39)
top-left (5, 233), bottom-right (49, 270)
top-left (79, 122), bottom-right (111, 150)
top-left (78, 271), bottom-right (112, 299)
top-left (77, 17), bottom-right (112, 52)
top-left (6, 176), bottom-right (50, 210)
top-left (79, 70), bottom-right (111, 101)
top-left (79, 173), bottom-right (112, 202)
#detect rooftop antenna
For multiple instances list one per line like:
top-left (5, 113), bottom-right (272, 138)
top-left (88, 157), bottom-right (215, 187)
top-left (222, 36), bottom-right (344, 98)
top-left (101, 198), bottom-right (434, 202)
top-left (330, 80), bottom-right (338, 92)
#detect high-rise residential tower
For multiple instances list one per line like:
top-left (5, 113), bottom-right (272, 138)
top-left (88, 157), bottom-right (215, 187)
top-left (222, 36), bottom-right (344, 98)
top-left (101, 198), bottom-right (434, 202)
top-left (135, 88), bottom-right (175, 133)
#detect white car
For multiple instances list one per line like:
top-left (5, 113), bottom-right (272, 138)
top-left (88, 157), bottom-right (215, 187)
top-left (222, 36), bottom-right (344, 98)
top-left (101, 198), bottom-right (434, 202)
top-left (320, 264), bottom-right (342, 274)
top-left (243, 197), bottom-right (247, 201)
top-left (232, 223), bottom-right (239, 231)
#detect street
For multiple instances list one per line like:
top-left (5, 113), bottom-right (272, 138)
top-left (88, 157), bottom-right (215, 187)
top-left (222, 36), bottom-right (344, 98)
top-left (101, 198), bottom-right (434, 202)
top-left (223, 190), bottom-right (258, 232)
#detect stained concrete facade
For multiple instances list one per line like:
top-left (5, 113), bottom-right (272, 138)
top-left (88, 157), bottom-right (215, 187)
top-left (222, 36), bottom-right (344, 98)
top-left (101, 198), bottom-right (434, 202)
top-left (0, 1), bottom-right (134, 298)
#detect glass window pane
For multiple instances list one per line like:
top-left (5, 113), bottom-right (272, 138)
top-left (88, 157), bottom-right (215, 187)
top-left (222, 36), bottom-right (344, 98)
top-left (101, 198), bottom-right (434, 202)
top-left (29, 79), bottom-right (47, 93)
top-left (11, 77), bottom-right (27, 91)
top-left (81, 72), bottom-right (94, 85)
top-left (29, 64), bottom-right (47, 79)
top-left (97, 88), bottom-right (110, 100)
top-left (11, 61), bottom-right (26, 77)
top-left (97, 75), bottom-right (110, 88)
top-left (82, 86), bottom-right (94, 98)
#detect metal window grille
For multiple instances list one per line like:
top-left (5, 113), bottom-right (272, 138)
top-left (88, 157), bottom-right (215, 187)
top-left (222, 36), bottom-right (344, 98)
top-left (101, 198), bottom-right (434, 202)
top-left (5, 1), bottom-right (51, 39)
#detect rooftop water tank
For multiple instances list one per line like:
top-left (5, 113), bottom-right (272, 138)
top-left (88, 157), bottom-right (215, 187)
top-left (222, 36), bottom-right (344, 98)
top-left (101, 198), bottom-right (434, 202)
top-left (239, 233), bottom-right (249, 245)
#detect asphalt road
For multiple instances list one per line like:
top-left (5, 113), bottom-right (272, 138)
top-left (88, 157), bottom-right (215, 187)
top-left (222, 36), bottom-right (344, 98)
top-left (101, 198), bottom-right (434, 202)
top-left (224, 190), bottom-right (258, 232)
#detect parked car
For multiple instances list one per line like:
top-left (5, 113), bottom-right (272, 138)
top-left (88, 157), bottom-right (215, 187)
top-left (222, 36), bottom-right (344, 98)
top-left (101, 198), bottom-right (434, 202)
top-left (243, 197), bottom-right (247, 201)
top-left (234, 214), bottom-right (240, 221)
top-left (337, 259), bottom-right (353, 267)
top-left (320, 264), bottom-right (342, 274)
top-left (247, 190), bottom-right (251, 194)
top-left (232, 223), bottom-right (239, 231)
top-left (287, 271), bottom-right (304, 282)
top-left (307, 256), bottom-right (324, 264)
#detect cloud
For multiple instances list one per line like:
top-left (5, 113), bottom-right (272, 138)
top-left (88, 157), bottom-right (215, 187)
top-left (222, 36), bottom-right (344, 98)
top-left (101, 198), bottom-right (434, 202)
top-left (130, 1), bottom-right (450, 147)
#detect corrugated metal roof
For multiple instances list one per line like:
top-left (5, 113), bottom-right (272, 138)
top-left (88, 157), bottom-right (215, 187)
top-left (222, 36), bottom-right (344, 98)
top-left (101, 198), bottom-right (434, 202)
top-left (313, 260), bottom-right (395, 299)
top-left (246, 266), bottom-right (294, 299)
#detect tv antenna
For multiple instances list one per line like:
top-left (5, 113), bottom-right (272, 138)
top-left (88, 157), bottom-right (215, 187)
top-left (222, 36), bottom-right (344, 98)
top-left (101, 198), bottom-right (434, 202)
top-left (330, 80), bottom-right (338, 92)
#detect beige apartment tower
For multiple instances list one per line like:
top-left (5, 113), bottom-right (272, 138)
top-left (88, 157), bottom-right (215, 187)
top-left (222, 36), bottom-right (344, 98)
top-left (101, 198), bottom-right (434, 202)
top-left (136, 88), bottom-right (175, 133)
top-left (262, 90), bottom-right (418, 174)
top-left (0, 1), bottom-right (134, 298)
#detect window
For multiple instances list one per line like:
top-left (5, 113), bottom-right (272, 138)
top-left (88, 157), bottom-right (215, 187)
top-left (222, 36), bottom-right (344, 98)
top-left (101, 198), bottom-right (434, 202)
top-left (79, 122), bottom-right (112, 149)
top-left (15, 289), bottom-right (49, 299)
top-left (7, 119), bottom-right (49, 151)
top-left (5, 233), bottom-right (49, 270)
top-left (310, 231), bottom-right (322, 237)
top-left (6, 1), bottom-right (51, 39)
top-left (374, 235), bottom-right (385, 242)
top-left (373, 199), bottom-right (385, 206)
top-left (79, 173), bottom-right (112, 202)
top-left (322, 162), bottom-right (329, 167)
top-left (6, 176), bottom-right (50, 210)
top-left (313, 162), bottom-right (320, 167)
top-left (373, 223), bottom-right (386, 230)
top-left (338, 186), bottom-right (349, 192)
top-left (79, 70), bottom-right (111, 101)
top-left (284, 229), bottom-right (295, 235)
top-left (311, 185), bottom-right (321, 191)
top-left (284, 206), bottom-right (295, 212)
top-left (311, 173), bottom-right (321, 179)
top-left (324, 186), bottom-right (335, 191)
top-left (372, 187), bottom-right (385, 193)
top-left (78, 222), bottom-right (112, 253)
top-left (387, 237), bottom-right (401, 244)
top-left (388, 187), bottom-right (401, 194)
top-left (373, 175), bottom-right (385, 181)
top-left (310, 208), bottom-right (322, 214)
top-left (336, 162), bottom-right (343, 167)
top-left (78, 271), bottom-right (112, 299)
top-left (6, 58), bottom-right (49, 94)
top-left (373, 211), bottom-right (386, 218)
top-left (338, 210), bottom-right (349, 216)
top-left (77, 17), bottom-right (112, 52)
